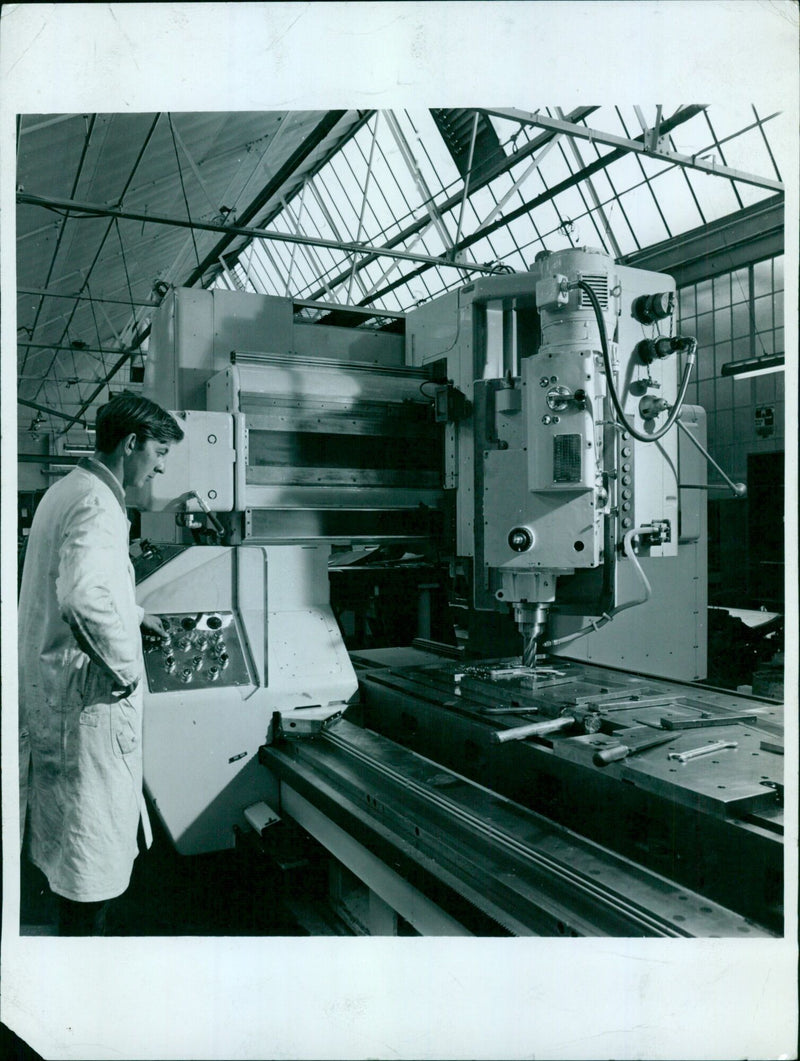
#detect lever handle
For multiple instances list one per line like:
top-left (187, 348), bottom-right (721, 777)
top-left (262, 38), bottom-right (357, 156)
top-left (491, 716), bottom-right (573, 744)
top-left (593, 744), bottom-right (629, 766)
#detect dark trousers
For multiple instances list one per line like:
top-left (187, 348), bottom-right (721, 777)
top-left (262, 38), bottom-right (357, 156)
top-left (57, 896), bottom-right (111, 936)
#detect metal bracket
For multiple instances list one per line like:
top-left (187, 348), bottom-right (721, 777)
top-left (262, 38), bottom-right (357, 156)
top-left (268, 705), bottom-right (346, 743)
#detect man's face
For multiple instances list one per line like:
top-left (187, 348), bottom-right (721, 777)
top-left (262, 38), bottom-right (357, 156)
top-left (125, 438), bottom-right (172, 488)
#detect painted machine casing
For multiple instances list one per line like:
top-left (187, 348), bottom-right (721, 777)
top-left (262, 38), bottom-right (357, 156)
top-left (405, 247), bottom-right (706, 680)
top-left (136, 544), bottom-right (356, 855)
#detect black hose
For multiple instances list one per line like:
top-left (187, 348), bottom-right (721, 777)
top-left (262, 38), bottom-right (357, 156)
top-left (575, 279), bottom-right (696, 444)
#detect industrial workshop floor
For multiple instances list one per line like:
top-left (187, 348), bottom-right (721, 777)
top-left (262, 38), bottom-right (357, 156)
top-left (19, 808), bottom-right (310, 937)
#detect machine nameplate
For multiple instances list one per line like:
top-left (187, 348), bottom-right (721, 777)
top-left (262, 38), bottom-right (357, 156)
top-left (144, 611), bottom-right (252, 693)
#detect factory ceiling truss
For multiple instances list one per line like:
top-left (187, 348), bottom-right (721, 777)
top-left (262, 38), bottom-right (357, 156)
top-left (15, 105), bottom-right (786, 446)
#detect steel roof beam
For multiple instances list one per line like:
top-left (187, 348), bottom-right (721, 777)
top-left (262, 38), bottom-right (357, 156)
top-left (17, 192), bottom-right (504, 275)
top-left (481, 108), bottom-right (784, 192)
top-left (18, 341), bottom-right (137, 358)
top-left (18, 286), bottom-right (154, 308)
top-left (304, 107), bottom-right (602, 304)
top-left (384, 110), bottom-right (457, 260)
top-left (621, 194), bottom-right (784, 286)
top-left (21, 115), bottom-right (97, 375)
top-left (554, 108), bottom-right (622, 259)
top-left (352, 106), bottom-right (709, 308)
top-left (25, 113), bottom-right (163, 405)
top-left (472, 134), bottom-right (563, 235)
top-left (182, 110), bottom-right (358, 288)
top-left (19, 397), bottom-right (89, 426)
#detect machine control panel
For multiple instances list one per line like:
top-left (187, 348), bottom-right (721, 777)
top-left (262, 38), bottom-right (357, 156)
top-left (143, 611), bottom-right (252, 693)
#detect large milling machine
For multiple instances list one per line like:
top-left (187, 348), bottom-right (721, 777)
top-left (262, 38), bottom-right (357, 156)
top-left (132, 249), bottom-right (783, 937)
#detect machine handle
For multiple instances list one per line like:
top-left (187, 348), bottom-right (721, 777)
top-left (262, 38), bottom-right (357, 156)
top-left (660, 714), bottom-right (757, 730)
top-left (593, 744), bottom-right (630, 765)
top-left (491, 716), bottom-right (573, 744)
top-left (676, 420), bottom-right (747, 498)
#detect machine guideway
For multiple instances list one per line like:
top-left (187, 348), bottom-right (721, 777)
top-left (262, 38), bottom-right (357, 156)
top-left (258, 719), bottom-right (775, 938)
top-left (355, 652), bottom-right (783, 934)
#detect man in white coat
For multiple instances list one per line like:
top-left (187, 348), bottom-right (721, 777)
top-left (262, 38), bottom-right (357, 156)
top-left (19, 394), bottom-right (184, 935)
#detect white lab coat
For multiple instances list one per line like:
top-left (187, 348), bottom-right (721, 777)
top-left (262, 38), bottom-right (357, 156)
top-left (19, 457), bottom-right (151, 902)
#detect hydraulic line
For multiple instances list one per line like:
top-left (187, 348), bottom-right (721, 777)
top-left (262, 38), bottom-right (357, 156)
top-left (542, 526), bottom-right (653, 650)
top-left (574, 278), bottom-right (696, 443)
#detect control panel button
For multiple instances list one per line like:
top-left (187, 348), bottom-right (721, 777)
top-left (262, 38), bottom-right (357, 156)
top-left (143, 611), bottom-right (251, 693)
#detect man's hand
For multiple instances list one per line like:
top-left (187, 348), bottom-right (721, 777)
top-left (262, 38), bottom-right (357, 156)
top-left (112, 678), bottom-right (140, 701)
top-left (141, 613), bottom-right (167, 640)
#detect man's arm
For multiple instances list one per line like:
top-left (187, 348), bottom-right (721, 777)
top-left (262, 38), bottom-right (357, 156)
top-left (56, 492), bottom-right (141, 692)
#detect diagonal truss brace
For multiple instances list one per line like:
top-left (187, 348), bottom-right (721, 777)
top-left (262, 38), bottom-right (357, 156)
top-left (481, 108), bottom-right (784, 192)
top-left (18, 192), bottom-right (503, 276)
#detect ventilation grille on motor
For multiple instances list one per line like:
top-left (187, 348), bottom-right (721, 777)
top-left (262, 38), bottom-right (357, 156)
top-left (553, 434), bottom-right (582, 483)
top-left (580, 274), bottom-right (609, 309)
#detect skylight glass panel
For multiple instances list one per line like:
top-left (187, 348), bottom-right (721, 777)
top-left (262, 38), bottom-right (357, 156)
top-left (635, 151), bottom-right (674, 181)
top-left (579, 166), bottom-right (616, 206)
top-left (547, 184), bottom-right (589, 227)
top-left (504, 149), bottom-right (552, 199)
top-left (645, 166), bottom-right (704, 235)
top-left (480, 222), bottom-right (518, 261)
top-left (292, 251), bottom-right (318, 291)
top-left (250, 252), bottom-right (276, 294)
top-left (602, 151), bottom-right (642, 195)
top-left (301, 191), bottom-right (336, 242)
top-left (667, 110), bottom-right (712, 155)
top-left (487, 113), bottom-right (527, 149)
top-left (467, 234), bottom-right (501, 264)
top-left (322, 157), bottom-right (361, 232)
top-left (533, 145), bottom-right (573, 190)
top-left (463, 185), bottom-right (501, 229)
top-left (616, 187), bottom-right (670, 247)
top-left (529, 199), bottom-right (564, 241)
top-left (683, 169), bottom-right (742, 223)
top-left (374, 289), bottom-right (402, 314)
top-left (391, 276), bottom-right (426, 309)
top-left (508, 208), bottom-right (545, 249)
top-left (355, 257), bottom-right (390, 294)
top-left (488, 168), bottom-right (524, 204)
top-left (401, 110), bottom-right (462, 198)
top-left (368, 154), bottom-right (411, 236)
top-left (599, 208), bottom-right (636, 257)
top-left (734, 182), bottom-right (771, 209)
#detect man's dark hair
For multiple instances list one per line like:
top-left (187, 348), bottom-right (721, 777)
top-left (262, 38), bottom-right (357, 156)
top-left (95, 394), bottom-right (184, 453)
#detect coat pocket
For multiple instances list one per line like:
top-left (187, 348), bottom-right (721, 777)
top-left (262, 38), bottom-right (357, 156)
top-left (110, 699), bottom-right (140, 758)
top-left (83, 659), bottom-right (116, 706)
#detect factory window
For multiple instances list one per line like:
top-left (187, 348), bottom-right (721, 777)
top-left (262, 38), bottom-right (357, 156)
top-left (677, 254), bottom-right (784, 486)
top-left (678, 255), bottom-right (784, 611)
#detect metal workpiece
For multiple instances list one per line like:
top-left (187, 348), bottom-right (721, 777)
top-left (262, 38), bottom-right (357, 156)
top-left (355, 652), bottom-right (783, 933)
top-left (258, 719), bottom-right (774, 938)
top-left (668, 740), bottom-right (738, 764)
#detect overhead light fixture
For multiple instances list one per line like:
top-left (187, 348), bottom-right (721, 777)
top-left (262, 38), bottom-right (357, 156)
top-left (720, 354), bottom-right (784, 380)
